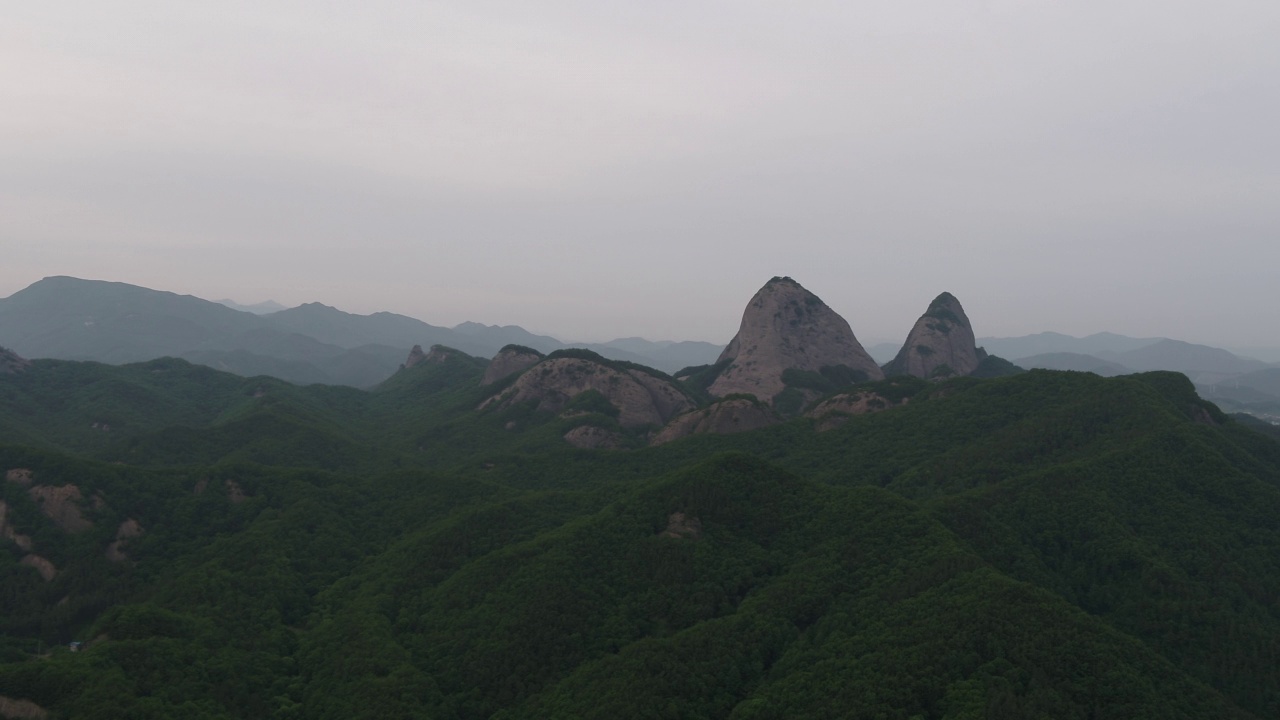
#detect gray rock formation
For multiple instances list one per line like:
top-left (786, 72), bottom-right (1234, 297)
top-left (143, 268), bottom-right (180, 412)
top-left (480, 355), bottom-right (694, 428)
top-left (650, 398), bottom-right (780, 446)
top-left (805, 390), bottom-right (907, 432)
top-left (402, 344), bottom-right (428, 369)
top-left (883, 292), bottom-right (981, 379)
top-left (481, 345), bottom-right (544, 386)
top-left (0, 347), bottom-right (29, 374)
top-left (708, 277), bottom-right (883, 403)
top-left (563, 425), bottom-right (626, 449)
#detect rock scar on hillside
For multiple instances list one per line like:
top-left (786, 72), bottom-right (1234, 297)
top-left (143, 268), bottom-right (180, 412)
top-left (27, 485), bottom-right (93, 533)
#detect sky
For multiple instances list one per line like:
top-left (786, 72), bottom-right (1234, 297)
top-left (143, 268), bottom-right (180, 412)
top-left (2, 1), bottom-right (1278, 346)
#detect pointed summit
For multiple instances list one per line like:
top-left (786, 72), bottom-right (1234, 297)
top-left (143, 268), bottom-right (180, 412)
top-left (708, 277), bottom-right (883, 404)
top-left (883, 292), bottom-right (981, 378)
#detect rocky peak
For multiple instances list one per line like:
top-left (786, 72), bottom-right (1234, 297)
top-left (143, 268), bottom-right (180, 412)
top-left (707, 277), bottom-right (883, 403)
top-left (402, 344), bottom-right (428, 369)
top-left (480, 353), bottom-right (694, 428)
top-left (883, 292), bottom-right (981, 379)
top-left (0, 347), bottom-right (30, 374)
top-left (481, 344), bottom-right (544, 386)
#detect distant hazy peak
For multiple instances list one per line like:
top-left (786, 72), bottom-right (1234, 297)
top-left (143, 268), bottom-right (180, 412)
top-left (214, 298), bottom-right (287, 315)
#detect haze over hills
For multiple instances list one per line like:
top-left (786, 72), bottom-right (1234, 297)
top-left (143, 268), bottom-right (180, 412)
top-left (4, 275), bottom-right (1280, 422)
top-left (0, 277), bottom-right (722, 385)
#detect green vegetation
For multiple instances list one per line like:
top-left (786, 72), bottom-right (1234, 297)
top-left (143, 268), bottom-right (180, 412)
top-left (0, 355), bottom-right (1277, 717)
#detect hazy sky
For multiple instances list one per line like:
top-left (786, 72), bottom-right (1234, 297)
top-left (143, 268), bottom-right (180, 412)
top-left (2, 2), bottom-right (1278, 345)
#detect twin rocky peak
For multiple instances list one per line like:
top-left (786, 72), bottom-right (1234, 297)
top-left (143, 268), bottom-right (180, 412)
top-left (710, 277), bottom-right (987, 396)
top-left (435, 277), bottom-right (999, 447)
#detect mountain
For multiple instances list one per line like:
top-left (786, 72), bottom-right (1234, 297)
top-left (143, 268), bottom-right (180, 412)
top-left (0, 276), bottom-right (266, 363)
top-left (214, 298), bottom-right (287, 314)
top-left (977, 331), bottom-right (1162, 359)
top-left (591, 338), bottom-right (723, 372)
top-left (1101, 338), bottom-right (1270, 380)
top-left (882, 292), bottom-right (982, 378)
top-left (704, 277), bottom-right (883, 406)
top-left (0, 277), bottom-right (720, 385)
top-left (1014, 352), bottom-right (1132, 376)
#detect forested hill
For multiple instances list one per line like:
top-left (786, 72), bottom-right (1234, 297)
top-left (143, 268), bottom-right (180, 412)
top-left (0, 353), bottom-right (1278, 718)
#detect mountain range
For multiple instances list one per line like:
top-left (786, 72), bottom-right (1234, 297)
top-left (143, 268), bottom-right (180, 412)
top-left (4, 275), bottom-right (1279, 423)
top-left (0, 277), bottom-right (723, 386)
top-left (1, 276), bottom-right (1279, 716)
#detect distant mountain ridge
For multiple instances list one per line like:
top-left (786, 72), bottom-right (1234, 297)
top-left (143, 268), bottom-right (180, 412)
top-left (0, 277), bottom-right (722, 387)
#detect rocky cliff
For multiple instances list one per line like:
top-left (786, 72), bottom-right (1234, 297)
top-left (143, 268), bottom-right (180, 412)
top-left (708, 277), bottom-right (883, 403)
top-left (480, 353), bottom-right (694, 428)
top-left (0, 346), bottom-right (30, 374)
top-left (481, 345), bottom-right (544, 386)
top-left (883, 292), bottom-right (982, 379)
top-left (650, 398), bottom-right (780, 446)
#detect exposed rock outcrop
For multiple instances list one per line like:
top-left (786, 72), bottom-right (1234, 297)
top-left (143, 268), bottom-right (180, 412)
top-left (650, 398), bottom-right (780, 446)
top-left (0, 501), bottom-right (34, 551)
top-left (0, 347), bottom-right (30, 374)
top-left (660, 512), bottom-right (702, 539)
top-left (27, 485), bottom-right (92, 533)
top-left (708, 277), bottom-right (883, 404)
top-left (481, 345), bottom-right (544, 386)
top-left (19, 554), bottom-right (58, 582)
top-left (106, 518), bottom-right (144, 563)
top-left (5, 469), bottom-right (33, 486)
top-left (805, 391), bottom-right (906, 432)
top-left (480, 354), bottom-right (694, 428)
top-left (883, 292), bottom-right (982, 379)
top-left (0, 695), bottom-right (49, 719)
top-left (563, 425), bottom-right (626, 450)
top-left (402, 344), bottom-right (429, 369)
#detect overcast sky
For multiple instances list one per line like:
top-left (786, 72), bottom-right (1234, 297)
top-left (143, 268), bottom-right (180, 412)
top-left (2, 1), bottom-right (1277, 346)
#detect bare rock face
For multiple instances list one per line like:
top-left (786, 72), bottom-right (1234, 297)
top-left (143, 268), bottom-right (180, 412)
top-left (5, 469), bottom-right (34, 486)
top-left (708, 277), bottom-right (883, 404)
top-left (0, 347), bottom-right (30, 374)
top-left (403, 344), bottom-right (428, 369)
top-left (806, 391), bottom-right (906, 432)
top-left (660, 512), bottom-right (702, 539)
top-left (883, 292), bottom-right (981, 379)
top-left (27, 485), bottom-right (92, 533)
top-left (106, 518), bottom-right (144, 563)
top-left (480, 355), bottom-right (694, 428)
top-left (0, 501), bottom-right (34, 551)
top-left (650, 398), bottom-right (780, 446)
top-left (563, 425), bottom-right (625, 450)
top-left (0, 694), bottom-right (48, 719)
top-left (20, 554), bottom-right (59, 582)
top-left (481, 345), bottom-right (544, 386)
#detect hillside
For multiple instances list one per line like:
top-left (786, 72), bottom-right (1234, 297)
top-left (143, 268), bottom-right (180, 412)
top-left (0, 349), bottom-right (1277, 716)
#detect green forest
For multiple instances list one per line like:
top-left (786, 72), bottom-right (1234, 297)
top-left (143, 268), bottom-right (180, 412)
top-left (1, 350), bottom-right (1278, 718)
